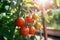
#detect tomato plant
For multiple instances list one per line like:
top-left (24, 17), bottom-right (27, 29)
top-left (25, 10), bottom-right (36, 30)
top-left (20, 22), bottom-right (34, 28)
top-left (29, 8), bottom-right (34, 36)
top-left (0, 0), bottom-right (42, 40)
top-left (20, 27), bottom-right (29, 36)
top-left (15, 17), bottom-right (25, 27)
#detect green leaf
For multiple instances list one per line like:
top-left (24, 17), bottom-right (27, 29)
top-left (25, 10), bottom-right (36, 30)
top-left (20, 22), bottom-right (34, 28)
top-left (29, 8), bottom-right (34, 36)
top-left (30, 35), bottom-right (37, 40)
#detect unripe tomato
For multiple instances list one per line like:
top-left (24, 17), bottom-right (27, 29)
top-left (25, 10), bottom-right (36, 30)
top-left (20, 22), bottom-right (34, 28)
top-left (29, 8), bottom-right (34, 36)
top-left (20, 27), bottom-right (29, 36)
top-left (34, 22), bottom-right (42, 30)
top-left (25, 15), bottom-right (32, 23)
top-left (29, 27), bottom-right (36, 34)
top-left (15, 17), bottom-right (25, 27)
top-left (32, 13), bottom-right (38, 20)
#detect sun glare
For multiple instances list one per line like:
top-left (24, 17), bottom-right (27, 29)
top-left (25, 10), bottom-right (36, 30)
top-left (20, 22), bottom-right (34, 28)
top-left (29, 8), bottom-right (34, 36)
top-left (32, 0), bottom-right (54, 8)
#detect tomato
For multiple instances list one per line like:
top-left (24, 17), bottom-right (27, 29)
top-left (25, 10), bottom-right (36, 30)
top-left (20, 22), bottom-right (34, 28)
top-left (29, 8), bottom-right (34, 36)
top-left (34, 22), bottom-right (42, 30)
top-left (32, 13), bottom-right (38, 20)
top-left (29, 27), bottom-right (36, 34)
top-left (20, 27), bottom-right (29, 36)
top-left (15, 17), bottom-right (25, 27)
top-left (25, 15), bottom-right (32, 23)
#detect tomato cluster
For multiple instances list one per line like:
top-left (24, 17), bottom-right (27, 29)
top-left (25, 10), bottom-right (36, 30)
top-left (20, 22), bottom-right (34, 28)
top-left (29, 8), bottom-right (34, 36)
top-left (20, 26), bottom-right (36, 36)
top-left (15, 14), bottom-right (37, 27)
top-left (14, 13), bottom-right (42, 36)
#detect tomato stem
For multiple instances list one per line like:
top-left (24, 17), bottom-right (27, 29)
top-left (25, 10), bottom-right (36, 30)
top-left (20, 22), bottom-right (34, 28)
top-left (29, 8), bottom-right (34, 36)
top-left (40, 30), bottom-right (42, 40)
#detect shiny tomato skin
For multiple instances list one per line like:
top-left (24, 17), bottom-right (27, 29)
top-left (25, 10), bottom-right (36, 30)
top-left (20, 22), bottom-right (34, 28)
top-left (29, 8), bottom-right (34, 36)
top-left (25, 15), bottom-right (32, 23)
top-left (32, 13), bottom-right (38, 20)
top-left (29, 27), bottom-right (36, 34)
top-left (15, 17), bottom-right (25, 27)
top-left (20, 27), bottom-right (29, 36)
top-left (34, 22), bottom-right (42, 30)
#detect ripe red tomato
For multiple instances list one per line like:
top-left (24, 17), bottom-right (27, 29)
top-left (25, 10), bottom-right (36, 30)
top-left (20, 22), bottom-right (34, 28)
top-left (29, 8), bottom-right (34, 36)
top-left (25, 15), bottom-right (32, 23)
top-left (29, 27), bottom-right (36, 34)
top-left (15, 17), bottom-right (25, 27)
top-left (20, 27), bottom-right (29, 36)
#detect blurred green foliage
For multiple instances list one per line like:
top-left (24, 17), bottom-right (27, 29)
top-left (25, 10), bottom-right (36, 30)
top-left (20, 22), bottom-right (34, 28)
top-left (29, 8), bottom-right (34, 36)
top-left (46, 8), bottom-right (60, 29)
top-left (0, 0), bottom-right (23, 40)
top-left (0, 0), bottom-right (60, 40)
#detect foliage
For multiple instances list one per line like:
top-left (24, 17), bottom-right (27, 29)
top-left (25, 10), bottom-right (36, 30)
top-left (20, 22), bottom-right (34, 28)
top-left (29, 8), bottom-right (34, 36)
top-left (0, 0), bottom-right (18, 40)
top-left (46, 8), bottom-right (60, 29)
top-left (0, 0), bottom-right (40, 40)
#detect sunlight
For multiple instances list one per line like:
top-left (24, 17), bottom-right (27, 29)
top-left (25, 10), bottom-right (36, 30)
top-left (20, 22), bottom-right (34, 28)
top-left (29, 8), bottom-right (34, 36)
top-left (32, 0), bottom-right (54, 8)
